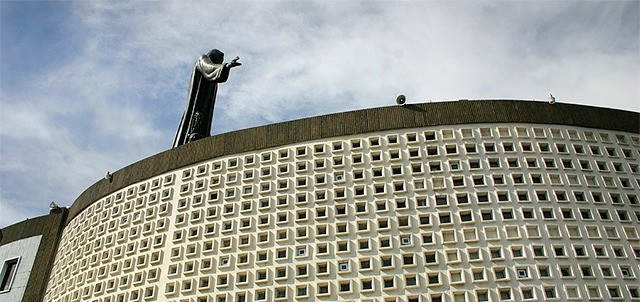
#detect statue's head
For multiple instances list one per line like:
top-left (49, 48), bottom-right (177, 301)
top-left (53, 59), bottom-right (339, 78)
top-left (207, 49), bottom-right (224, 64)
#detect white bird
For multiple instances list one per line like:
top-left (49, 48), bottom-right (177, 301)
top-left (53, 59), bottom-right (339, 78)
top-left (548, 94), bottom-right (556, 104)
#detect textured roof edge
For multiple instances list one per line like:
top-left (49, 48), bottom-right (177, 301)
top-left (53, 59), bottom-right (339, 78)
top-left (66, 100), bottom-right (639, 223)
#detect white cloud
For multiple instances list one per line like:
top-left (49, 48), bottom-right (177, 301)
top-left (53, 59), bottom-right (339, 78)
top-left (1, 1), bottom-right (638, 227)
top-left (0, 199), bottom-right (36, 228)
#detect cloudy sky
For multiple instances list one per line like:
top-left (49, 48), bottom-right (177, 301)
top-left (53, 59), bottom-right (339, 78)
top-left (1, 1), bottom-right (638, 227)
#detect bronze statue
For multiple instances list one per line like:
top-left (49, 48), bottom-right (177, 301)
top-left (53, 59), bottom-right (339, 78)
top-left (172, 49), bottom-right (241, 148)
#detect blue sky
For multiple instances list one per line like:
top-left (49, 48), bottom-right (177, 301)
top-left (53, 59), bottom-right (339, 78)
top-left (1, 1), bottom-right (638, 227)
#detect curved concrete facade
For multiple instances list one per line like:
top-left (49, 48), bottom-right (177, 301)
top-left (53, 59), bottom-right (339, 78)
top-left (65, 100), bottom-right (639, 224)
top-left (22, 100), bottom-right (640, 301)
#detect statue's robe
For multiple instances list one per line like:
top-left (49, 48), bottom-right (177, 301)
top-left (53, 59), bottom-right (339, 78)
top-left (172, 55), bottom-right (232, 148)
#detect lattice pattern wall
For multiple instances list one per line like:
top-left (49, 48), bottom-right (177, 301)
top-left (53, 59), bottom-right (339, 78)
top-left (44, 123), bottom-right (640, 302)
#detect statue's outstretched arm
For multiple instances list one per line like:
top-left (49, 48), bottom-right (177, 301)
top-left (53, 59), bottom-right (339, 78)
top-left (226, 56), bottom-right (242, 68)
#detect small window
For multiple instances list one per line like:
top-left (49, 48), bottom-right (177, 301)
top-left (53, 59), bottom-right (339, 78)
top-left (338, 262), bottom-right (349, 272)
top-left (544, 287), bottom-right (557, 299)
top-left (439, 213), bottom-right (451, 224)
top-left (517, 268), bottom-right (529, 279)
top-left (501, 209), bottom-right (514, 220)
top-left (424, 131), bottom-right (436, 141)
top-left (538, 266), bottom-right (550, 278)
top-left (481, 210), bottom-right (493, 221)
top-left (1, 257), bottom-right (20, 292)
top-left (435, 196), bottom-right (448, 206)
top-left (472, 269), bottom-right (485, 281)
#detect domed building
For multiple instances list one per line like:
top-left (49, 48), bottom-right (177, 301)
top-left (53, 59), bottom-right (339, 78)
top-left (2, 100), bottom-right (639, 302)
